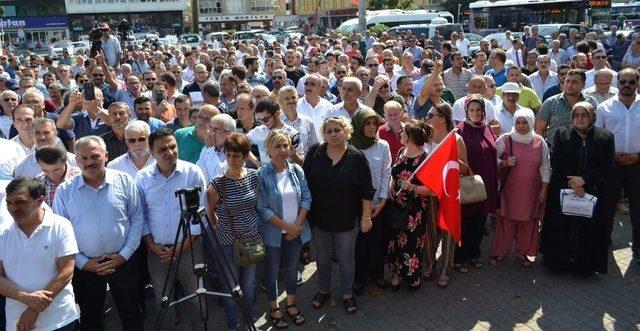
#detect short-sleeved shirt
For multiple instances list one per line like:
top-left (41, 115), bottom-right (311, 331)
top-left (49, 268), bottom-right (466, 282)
top-left (210, 169), bottom-right (261, 246)
top-left (174, 126), bottom-right (205, 164)
top-left (537, 92), bottom-right (598, 144)
top-left (443, 68), bottom-right (474, 100)
top-left (0, 208), bottom-right (80, 331)
top-left (496, 84), bottom-right (542, 110)
top-left (100, 130), bottom-right (128, 163)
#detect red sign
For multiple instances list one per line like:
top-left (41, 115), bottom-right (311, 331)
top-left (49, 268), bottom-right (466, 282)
top-left (329, 8), bottom-right (358, 16)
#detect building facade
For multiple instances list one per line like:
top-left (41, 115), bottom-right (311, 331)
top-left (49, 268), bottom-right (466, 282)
top-left (0, 0), bottom-right (69, 47)
top-left (65, 0), bottom-right (192, 40)
top-left (197, 0), bottom-right (286, 31)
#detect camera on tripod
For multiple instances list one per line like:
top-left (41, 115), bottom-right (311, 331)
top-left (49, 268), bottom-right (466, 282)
top-left (88, 27), bottom-right (103, 58)
top-left (175, 187), bottom-right (202, 217)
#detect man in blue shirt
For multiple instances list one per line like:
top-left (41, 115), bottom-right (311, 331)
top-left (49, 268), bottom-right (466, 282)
top-left (133, 96), bottom-right (166, 133)
top-left (135, 128), bottom-right (207, 330)
top-left (53, 135), bottom-right (144, 331)
top-left (486, 49), bottom-right (508, 87)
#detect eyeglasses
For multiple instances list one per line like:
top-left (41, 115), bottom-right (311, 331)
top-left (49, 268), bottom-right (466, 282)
top-left (594, 55), bottom-right (607, 60)
top-left (620, 79), bottom-right (637, 85)
top-left (92, 73), bottom-right (105, 77)
top-left (367, 64), bottom-right (378, 68)
top-left (426, 112), bottom-right (442, 119)
top-left (127, 137), bottom-right (147, 143)
top-left (304, 81), bottom-right (317, 87)
top-left (336, 70), bottom-right (346, 74)
top-left (273, 76), bottom-right (285, 80)
top-left (257, 113), bottom-right (275, 123)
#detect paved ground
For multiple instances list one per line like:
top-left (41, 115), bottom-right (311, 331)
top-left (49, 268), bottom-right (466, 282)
top-left (104, 213), bottom-right (640, 330)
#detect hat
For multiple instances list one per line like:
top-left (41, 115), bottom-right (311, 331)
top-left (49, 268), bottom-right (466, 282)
top-left (5, 79), bottom-right (19, 91)
top-left (502, 82), bottom-right (521, 94)
top-left (0, 72), bottom-right (9, 81)
top-left (98, 22), bottom-right (110, 31)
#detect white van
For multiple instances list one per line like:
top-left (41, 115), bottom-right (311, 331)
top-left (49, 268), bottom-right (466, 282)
top-left (336, 9), bottom-right (455, 34)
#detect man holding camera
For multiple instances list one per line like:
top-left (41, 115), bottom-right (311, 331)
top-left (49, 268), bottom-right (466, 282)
top-left (53, 135), bottom-right (144, 331)
top-left (98, 23), bottom-right (121, 71)
top-left (135, 128), bottom-right (207, 330)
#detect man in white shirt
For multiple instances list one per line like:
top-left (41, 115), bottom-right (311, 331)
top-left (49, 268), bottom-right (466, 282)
top-left (0, 90), bottom-right (18, 138)
top-left (494, 82), bottom-right (528, 134)
top-left (326, 77), bottom-right (374, 120)
top-left (296, 73), bottom-right (332, 139)
top-left (0, 138), bottom-right (26, 181)
top-left (279, 86), bottom-right (319, 152)
top-left (197, 114), bottom-right (234, 182)
top-left (456, 32), bottom-right (471, 58)
top-left (451, 75), bottom-right (500, 134)
top-left (0, 177), bottom-right (79, 331)
top-left (595, 68), bottom-right (640, 265)
top-left (585, 49), bottom-right (618, 89)
top-left (107, 121), bottom-right (155, 178)
top-left (14, 118), bottom-right (76, 178)
top-left (529, 54), bottom-right (559, 100)
top-left (10, 105), bottom-right (36, 154)
top-left (135, 128), bottom-right (207, 330)
top-left (584, 70), bottom-right (619, 104)
top-left (506, 39), bottom-right (525, 68)
top-left (248, 98), bottom-right (302, 165)
top-left (548, 40), bottom-right (568, 66)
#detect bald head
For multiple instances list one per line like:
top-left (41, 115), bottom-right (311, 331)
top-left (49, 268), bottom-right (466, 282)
top-left (467, 75), bottom-right (487, 94)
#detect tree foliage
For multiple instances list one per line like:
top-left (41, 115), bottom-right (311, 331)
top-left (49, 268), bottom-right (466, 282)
top-left (369, 0), bottom-right (416, 10)
top-left (369, 24), bottom-right (389, 37)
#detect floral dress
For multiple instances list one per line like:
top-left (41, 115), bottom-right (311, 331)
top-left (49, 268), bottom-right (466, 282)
top-left (387, 151), bottom-right (430, 285)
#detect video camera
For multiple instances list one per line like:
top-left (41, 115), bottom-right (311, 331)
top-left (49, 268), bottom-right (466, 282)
top-left (175, 187), bottom-right (202, 218)
top-left (88, 27), bottom-right (103, 58)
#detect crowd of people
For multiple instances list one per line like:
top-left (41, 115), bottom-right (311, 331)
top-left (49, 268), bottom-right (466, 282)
top-left (0, 20), bottom-right (638, 330)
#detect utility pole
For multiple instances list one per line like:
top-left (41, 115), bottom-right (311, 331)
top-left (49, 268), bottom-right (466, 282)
top-left (457, 4), bottom-right (461, 23)
top-left (358, 0), bottom-right (366, 33)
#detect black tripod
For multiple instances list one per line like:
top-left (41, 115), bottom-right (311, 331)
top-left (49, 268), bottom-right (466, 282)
top-left (154, 188), bottom-right (257, 331)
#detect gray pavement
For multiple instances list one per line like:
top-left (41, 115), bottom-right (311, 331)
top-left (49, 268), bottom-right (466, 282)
top-left (104, 213), bottom-right (640, 330)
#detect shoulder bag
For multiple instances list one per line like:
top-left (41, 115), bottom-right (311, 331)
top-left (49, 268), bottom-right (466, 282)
top-left (221, 173), bottom-right (265, 267)
top-left (460, 169), bottom-right (488, 205)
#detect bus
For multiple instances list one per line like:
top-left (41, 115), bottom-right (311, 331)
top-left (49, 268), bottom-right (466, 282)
top-left (611, 3), bottom-right (640, 28)
top-left (336, 9), bottom-right (455, 34)
top-left (468, 0), bottom-right (589, 35)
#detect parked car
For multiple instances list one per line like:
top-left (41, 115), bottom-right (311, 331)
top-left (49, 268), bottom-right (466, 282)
top-left (258, 33), bottom-right (276, 45)
top-left (70, 41), bottom-right (90, 55)
top-left (283, 32), bottom-right (304, 45)
top-left (536, 24), bottom-right (589, 40)
top-left (387, 23), bottom-right (464, 39)
top-left (466, 32), bottom-right (483, 48)
top-left (205, 32), bottom-right (230, 42)
top-left (49, 40), bottom-right (74, 60)
top-left (179, 34), bottom-right (202, 48)
top-left (233, 29), bottom-right (266, 42)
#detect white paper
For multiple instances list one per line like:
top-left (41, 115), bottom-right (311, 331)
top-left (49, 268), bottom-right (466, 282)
top-left (560, 189), bottom-right (597, 219)
top-left (189, 91), bottom-right (204, 104)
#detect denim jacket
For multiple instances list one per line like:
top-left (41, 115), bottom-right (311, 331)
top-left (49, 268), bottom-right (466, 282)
top-left (257, 161), bottom-right (312, 247)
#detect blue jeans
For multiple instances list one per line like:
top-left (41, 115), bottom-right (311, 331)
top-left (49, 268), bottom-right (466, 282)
top-left (219, 245), bottom-right (256, 331)
top-left (314, 224), bottom-right (359, 296)
top-left (265, 236), bottom-right (303, 301)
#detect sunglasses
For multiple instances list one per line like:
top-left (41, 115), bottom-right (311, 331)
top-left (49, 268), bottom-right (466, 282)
top-left (620, 79), bottom-right (637, 85)
top-left (127, 137), bottom-right (147, 143)
top-left (426, 112), bottom-right (442, 119)
top-left (92, 73), bottom-right (105, 77)
top-left (257, 113), bottom-right (274, 123)
top-left (273, 76), bottom-right (285, 80)
top-left (336, 70), bottom-right (346, 74)
top-left (144, 78), bottom-right (157, 81)
top-left (594, 55), bottom-right (607, 60)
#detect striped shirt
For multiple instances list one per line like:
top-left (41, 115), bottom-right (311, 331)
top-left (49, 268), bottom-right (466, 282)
top-left (36, 165), bottom-right (81, 207)
top-left (211, 169), bottom-right (261, 246)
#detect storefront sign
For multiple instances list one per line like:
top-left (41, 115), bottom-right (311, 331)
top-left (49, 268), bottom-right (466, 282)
top-left (200, 14), bottom-right (274, 23)
top-left (329, 8), bottom-right (358, 16)
top-left (0, 16), bottom-right (68, 30)
top-left (589, 0), bottom-right (610, 8)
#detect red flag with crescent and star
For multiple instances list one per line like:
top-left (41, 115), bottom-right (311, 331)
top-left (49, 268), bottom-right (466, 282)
top-left (414, 132), bottom-right (461, 244)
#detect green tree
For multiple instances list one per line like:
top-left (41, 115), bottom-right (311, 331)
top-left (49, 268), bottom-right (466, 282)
top-left (369, 0), bottom-right (416, 10)
top-left (369, 24), bottom-right (389, 37)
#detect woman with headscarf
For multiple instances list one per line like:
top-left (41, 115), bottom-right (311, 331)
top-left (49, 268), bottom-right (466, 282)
top-left (454, 94), bottom-right (499, 273)
top-left (387, 119), bottom-right (436, 291)
top-left (540, 102), bottom-right (615, 276)
top-left (489, 108), bottom-right (551, 267)
top-left (350, 108), bottom-right (392, 294)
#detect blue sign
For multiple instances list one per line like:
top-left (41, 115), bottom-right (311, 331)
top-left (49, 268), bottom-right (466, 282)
top-left (0, 16), bottom-right (68, 30)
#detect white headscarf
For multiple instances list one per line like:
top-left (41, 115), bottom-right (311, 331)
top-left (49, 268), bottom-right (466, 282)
top-left (510, 108), bottom-right (535, 144)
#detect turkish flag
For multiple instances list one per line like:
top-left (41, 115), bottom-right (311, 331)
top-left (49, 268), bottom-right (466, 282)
top-left (414, 133), bottom-right (462, 244)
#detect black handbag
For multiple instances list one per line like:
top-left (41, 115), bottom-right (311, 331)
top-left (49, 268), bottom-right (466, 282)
top-left (381, 200), bottom-right (411, 230)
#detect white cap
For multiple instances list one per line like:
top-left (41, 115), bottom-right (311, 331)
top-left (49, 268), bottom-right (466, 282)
top-left (502, 82), bottom-right (521, 94)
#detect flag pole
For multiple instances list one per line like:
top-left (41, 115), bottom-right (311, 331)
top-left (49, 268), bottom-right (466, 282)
top-left (398, 128), bottom-right (458, 194)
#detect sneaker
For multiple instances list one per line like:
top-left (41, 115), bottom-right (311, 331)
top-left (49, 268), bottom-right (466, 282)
top-left (617, 202), bottom-right (630, 215)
